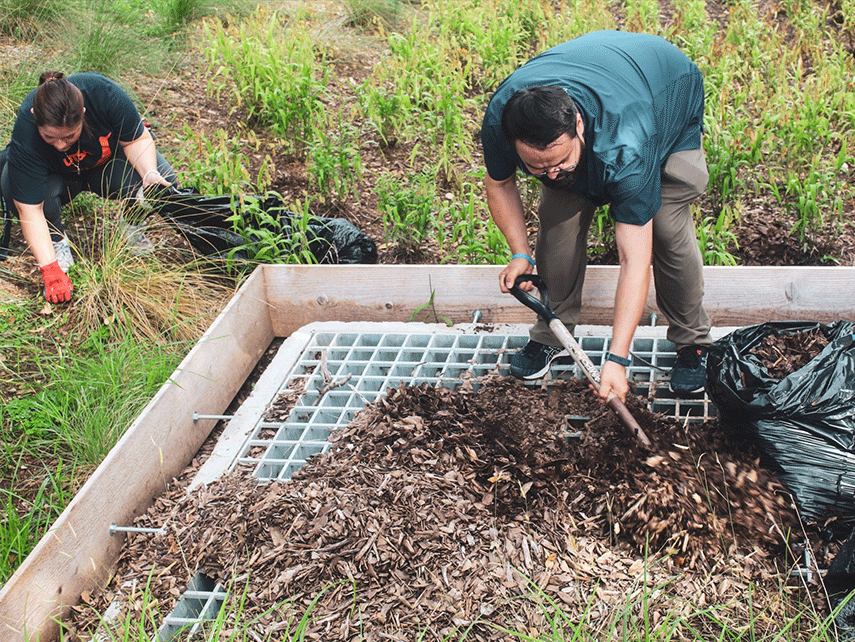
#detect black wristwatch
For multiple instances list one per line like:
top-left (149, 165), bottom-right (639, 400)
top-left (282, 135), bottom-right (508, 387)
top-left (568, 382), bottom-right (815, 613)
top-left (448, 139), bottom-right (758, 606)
top-left (605, 352), bottom-right (631, 367)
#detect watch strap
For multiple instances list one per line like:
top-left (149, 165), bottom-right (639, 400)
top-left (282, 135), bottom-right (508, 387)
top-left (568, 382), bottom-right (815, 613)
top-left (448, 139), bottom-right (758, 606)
top-left (605, 352), bottom-right (631, 367)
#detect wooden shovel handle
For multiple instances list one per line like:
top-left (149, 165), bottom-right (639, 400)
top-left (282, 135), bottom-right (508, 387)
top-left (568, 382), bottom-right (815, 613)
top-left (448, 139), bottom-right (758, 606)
top-left (606, 394), bottom-right (652, 449)
top-left (509, 275), bottom-right (653, 449)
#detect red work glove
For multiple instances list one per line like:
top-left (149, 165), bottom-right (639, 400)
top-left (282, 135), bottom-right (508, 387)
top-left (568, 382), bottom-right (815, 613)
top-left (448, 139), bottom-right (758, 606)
top-left (40, 260), bottom-right (73, 303)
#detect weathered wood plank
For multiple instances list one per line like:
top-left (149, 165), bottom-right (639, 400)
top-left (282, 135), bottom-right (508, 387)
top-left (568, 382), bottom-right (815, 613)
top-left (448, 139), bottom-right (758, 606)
top-left (262, 264), bottom-right (855, 336)
top-left (0, 269), bottom-right (274, 642)
top-left (700, 266), bottom-right (855, 325)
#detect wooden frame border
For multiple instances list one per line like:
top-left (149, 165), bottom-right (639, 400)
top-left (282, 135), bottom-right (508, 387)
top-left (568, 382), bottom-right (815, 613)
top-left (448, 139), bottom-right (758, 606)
top-left (1, 264), bottom-right (852, 640)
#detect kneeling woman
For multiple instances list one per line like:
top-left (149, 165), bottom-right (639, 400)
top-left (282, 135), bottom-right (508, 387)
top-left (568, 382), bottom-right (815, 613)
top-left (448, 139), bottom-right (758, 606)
top-left (2, 70), bottom-right (175, 303)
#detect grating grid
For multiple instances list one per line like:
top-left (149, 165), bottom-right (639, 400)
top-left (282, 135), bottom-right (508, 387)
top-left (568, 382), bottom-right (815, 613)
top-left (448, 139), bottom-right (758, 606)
top-left (165, 322), bottom-right (719, 637)
top-left (231, 324), bottom-right (716, 481)
top-left (157, 572), bottom-right (226, 640)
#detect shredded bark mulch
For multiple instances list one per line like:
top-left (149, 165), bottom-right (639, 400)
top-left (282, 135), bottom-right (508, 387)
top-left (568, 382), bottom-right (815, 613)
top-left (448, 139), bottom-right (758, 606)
top-left (749, 327), bottom-right (830, 379)
top-left (66, 375), bottom-right (802, 641)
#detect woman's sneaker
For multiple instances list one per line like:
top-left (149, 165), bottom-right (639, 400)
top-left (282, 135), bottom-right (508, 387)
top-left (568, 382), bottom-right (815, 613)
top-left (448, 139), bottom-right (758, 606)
top-left (669, 345), bottom-right (709, 396)
top-left (53, 237), bottom-right (74, 272)
top-left (119, 219), bottom-right (154, 254)
top-left (509, 340), bottom-right (571, 380)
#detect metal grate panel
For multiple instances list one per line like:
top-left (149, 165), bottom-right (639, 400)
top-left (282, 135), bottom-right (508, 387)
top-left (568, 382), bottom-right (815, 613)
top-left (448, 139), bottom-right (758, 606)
top-left (157, 573), bottom-right (227, 641)
top-left (228, 323), bottom-right (717, 481)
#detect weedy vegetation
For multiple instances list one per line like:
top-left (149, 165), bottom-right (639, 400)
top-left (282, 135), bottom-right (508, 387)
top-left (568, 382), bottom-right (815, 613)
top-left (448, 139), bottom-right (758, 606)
top-left (0, 0), bottom-right (852, 636)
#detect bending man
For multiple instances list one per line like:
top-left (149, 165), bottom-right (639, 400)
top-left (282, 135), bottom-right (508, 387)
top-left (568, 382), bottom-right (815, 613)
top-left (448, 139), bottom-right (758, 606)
top-left (481, 31), bottom-right (712, 399)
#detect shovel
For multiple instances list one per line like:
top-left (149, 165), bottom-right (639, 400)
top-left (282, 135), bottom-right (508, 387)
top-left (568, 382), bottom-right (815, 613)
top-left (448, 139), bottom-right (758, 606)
top-left (510, 274), bottom-right (652, 449)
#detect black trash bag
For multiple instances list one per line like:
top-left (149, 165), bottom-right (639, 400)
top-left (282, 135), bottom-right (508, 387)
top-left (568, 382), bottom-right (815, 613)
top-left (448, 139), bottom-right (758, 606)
top-left (153, 186), bottom-right (377, 264)
top-left (706, 320), bottom-right (855, 522)
top-left (827, 526), bottom-right (855, 609)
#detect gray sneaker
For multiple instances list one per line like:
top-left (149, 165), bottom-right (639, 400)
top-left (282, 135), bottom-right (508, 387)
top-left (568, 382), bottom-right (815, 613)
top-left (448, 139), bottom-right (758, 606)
top-left (119, 219), bottom-right (154, 253)
top-left (53, 237), bottom-right (74, 272)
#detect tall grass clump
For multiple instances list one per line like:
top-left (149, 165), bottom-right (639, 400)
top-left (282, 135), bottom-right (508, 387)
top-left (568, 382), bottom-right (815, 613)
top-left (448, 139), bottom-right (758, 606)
top-left (360, 23), bottom-right (473, 182)
top-left (0, 64), bottom-right (49, 141)
top-left (203, 7), bottom-right (331, 159)
top-left (342, 0), bottom-right (405, 30)
top-left (179, 125), bottom-right (274, 196)
top-left (52, 0), bottom-right (161, 76)
top-left (0, 0), bottom-right (64, 39)
top-left (307, 113), bottom-right (364, 204)
top-left (426, 0), bottom-right (572, 92)
top-left (375, 170), bottom-right (442, 259)
top-left (139, 0), bottom-right (235, 38)
top-left (443, 171), bottom-right (509, 264)
top-left (41, 0), bottom-right (239, 75)
top-left (696, 211), bottom-right (739, 265)
top-left (68, 200), bottom-right (234, 343)
top-left (221, 195), bottom-right (323, 274)
top-left (0, 321), bottom-right (183, 477)
top-left (622, 0), bottom-right (664, 35)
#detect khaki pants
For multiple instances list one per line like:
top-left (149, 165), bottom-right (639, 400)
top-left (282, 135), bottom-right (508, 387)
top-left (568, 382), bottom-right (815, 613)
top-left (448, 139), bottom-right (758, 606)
top-left (530, 147), bottom-right (712, 350)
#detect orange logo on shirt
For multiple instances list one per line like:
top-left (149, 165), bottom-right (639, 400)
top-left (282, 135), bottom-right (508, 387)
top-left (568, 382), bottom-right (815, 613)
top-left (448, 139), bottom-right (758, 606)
top-left (64, 133), bottom-right (114, 171)
top-left (92, 134), bottom-right (113, 168)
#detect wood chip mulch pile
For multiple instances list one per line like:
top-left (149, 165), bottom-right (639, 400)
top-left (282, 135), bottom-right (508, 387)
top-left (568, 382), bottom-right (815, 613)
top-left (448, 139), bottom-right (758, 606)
top-left (67, 373), bottom-right (805, 641)
top-left (748, 327), bottom-right (830, 379)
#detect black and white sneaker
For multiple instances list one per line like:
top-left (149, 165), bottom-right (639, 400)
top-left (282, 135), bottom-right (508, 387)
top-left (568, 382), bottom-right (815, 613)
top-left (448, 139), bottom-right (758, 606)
top-left (509, 340), bottom-right (571, 380)
top-left (669, 345), bottom-right (709, 396)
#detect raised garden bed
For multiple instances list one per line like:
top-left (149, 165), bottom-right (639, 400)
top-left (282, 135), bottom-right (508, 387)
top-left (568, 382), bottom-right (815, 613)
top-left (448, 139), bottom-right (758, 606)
top-left (2, 264), bottom-right (854, 641)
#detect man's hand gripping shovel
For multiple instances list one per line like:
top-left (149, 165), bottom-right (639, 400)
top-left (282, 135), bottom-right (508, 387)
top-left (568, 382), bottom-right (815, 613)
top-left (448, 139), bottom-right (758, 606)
top-left (510, 274), bottom-right (652, 449)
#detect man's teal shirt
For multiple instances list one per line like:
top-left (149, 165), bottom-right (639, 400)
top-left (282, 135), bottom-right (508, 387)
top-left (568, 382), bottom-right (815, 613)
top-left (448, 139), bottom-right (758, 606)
top-left (481, 31), bottom-right (705, 225)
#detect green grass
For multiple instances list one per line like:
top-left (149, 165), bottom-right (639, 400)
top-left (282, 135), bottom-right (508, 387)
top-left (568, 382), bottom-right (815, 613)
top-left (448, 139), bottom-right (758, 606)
top-left (307, 113), bottom-right (364, 204)
top-left (178, 125), bottom-right (274, 196)
top-left (0, 0), bottom-right (63, 39)
top-left (0, 459), bottom-right (75, 582)
top-left (32, 327), bottom-right (181, 466)
top-left (203, 7), bottom-right (331, 159)
top-left (0, 323), bottom-right (185, 581)
top-left (375, 170), bottom-right (442, 259)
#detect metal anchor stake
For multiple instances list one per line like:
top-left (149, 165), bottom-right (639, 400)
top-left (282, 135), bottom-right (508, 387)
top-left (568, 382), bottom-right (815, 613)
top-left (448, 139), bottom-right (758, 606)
top-left (192, 411), bottom-right (234, 422)
top-left (109, 523), bottom-right (166, 536)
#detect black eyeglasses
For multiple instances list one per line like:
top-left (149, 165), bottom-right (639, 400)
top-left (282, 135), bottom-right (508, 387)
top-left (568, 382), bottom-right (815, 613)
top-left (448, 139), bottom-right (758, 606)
top-left (530, 161), bottom-right (578, 178)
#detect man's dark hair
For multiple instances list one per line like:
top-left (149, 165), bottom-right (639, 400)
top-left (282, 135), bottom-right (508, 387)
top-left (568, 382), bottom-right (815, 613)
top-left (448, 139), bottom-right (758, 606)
top-left (501, 86), bottom-right (578, 150)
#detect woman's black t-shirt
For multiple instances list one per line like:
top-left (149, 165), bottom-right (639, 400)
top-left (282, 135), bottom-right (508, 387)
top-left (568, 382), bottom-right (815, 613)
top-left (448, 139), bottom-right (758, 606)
top-left (8, 72), bottom-right (146, 205)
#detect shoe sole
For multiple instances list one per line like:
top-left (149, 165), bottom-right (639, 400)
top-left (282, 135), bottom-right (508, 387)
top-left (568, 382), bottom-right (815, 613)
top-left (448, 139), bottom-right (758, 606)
top-left (669, 384), bottom-right (705, 396)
